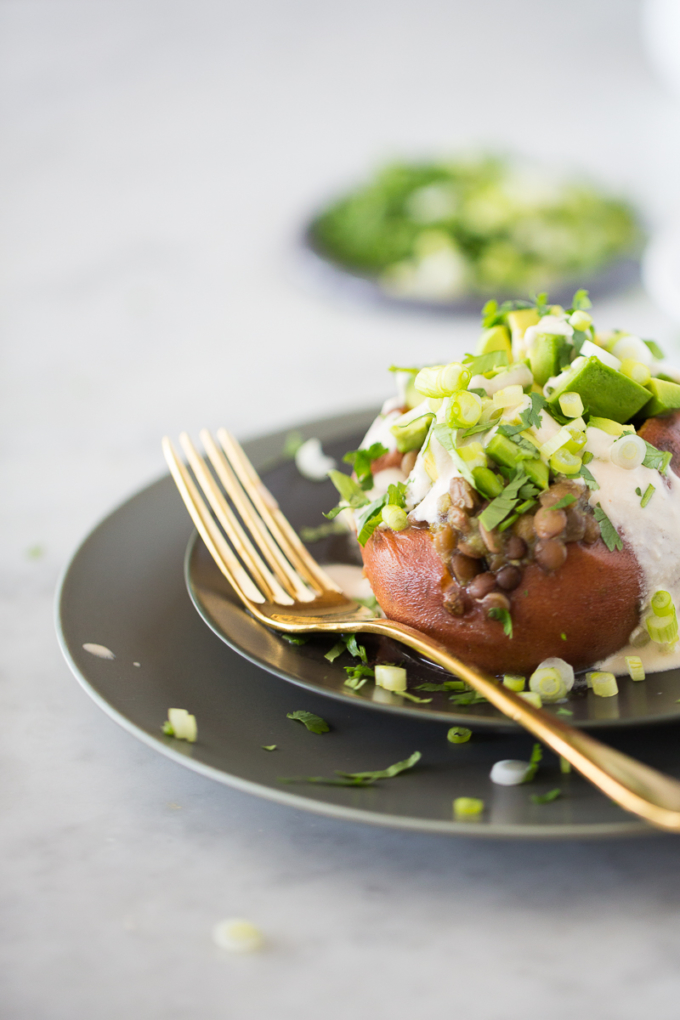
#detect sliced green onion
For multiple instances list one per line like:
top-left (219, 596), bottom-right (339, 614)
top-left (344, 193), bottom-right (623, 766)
top-left (447, 726), bottom-right (472, 744)
top-left (166, 708), bottom-right (198, 742)
top-left (457, 441), bottom-right (487, 471)
top-left (493, 384), bottom-right (524, 409)
top-left (610, 434), bottom-right (646, 470)
top-left (540, 427), bottom-right (572, 460)
top-left (569, 310), bottom-right (592, 331)
top-left (590, 671), bottom-right (619, 698)
top-left (588, 417), bottom-right (627, 436)
top-left (382, 505), bottom-right (409, 531)
top-left (453, 796), bottom-right (484, 819)
top-left (472, 466), bottom-right (504, 499)
top-left (503, 673), bottom-right (526, 692)
top-left (447, 390), bottom-right (483, 428)
top-left (415, 363), bottom-right (471, 398)
top-left (565, 430), bottom-right (587, 455)
top-left (646, 611), bottom-right (679, 645)
top-left (518, 691), bottom-right (542, 708)
top-left (651, 590), bottom-right (674, 617)
top-left (375, 665), bottom-right (407, 692)
top-left (549, 448), bottom-right (582, 476)
top-left (558, 392), bottom-right (584, 418)
top-left (619, 357), bottom-right (651, 386)
top-left (529, 667), bottom-right (567, 703)
top-left (641, 483), bottom-right (655, 507)
top-left (625, 655), bottom-right (645, 681)
top-left (490, 759), bottom-right (532, 786)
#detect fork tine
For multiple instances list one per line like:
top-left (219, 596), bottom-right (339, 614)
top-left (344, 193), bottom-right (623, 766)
top-left (217, 428), bottom-right (343, 594)
top-left (200, 429), bottom-right (316, 603)
top-left (162, 437), bottom-right (266, 605)
top-left (179, 433), bottom-right (295, 606)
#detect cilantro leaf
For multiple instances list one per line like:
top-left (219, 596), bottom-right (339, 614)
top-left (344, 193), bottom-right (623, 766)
top-left (286, 710), bottom-right (330, 734)
top-left (572, 329), bottom-right (588, 356)
top-left (336, 750), bottom-right (421, 781)
top-left (593, 503), bottom-right (623, 552)
top-left (531, 788), bottom-right (562, 804)
top-left (534, 291), bottom-right (550, 317)
top-left (299, 520), bottom-right (347, 543)
top-left (281, 634), bottom-right (309, 645)
top-left (394, 691), bottom-right (433, 703)
top-left (556, 707), bottom-right (573, 716)
top-left (570, 289), bottom-right (591, 312)
top-left (578, 463), bottom-right (599, 490)
top-left (279, 751), bottom-right (422, 787)
top-left (488, 606), bottom-right (513, 637)
top-left (460, 419), bottom-right (498, 438)
top-left (462, 350), bottom-right (509, 375)
top-left (415, 681), bottom-right (467, 692)
top-left (642, 440), bottom-right (672, 475)
top-left (481, 297), bottom-right (533, 328)
top-left (449, 691), bottom-right (488, 705)
top-left (526, 392), bottom-right (547, 429)
top-left (432, 424), bottom-right (478, 490)
top-left (325, 470), bottom-right (369, 516)
top-left (325, 633), bottom-right (369, 663)
top-left (478, 469), bottom-right (527, 532)
top-left (643, 339), bottom-right (665, 360)
top-left (344, 664), bottom-right (374, 690)
top-left (552, 494), bottom-right (576, 509)
top-left (343, 443), bottom-right (388, 490)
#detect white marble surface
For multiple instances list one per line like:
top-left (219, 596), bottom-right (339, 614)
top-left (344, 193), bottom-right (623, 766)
top-left (4, 2), bottom-right (680, 1017)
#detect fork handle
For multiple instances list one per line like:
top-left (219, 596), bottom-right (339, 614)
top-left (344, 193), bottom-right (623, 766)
top-left (362, 618), bottom-right (680, 831)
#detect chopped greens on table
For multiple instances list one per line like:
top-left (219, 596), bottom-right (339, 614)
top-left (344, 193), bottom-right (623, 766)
top-left (316, 287), bottom-right (680, 707)
top-left (309, 157), bottom-right (641, 302)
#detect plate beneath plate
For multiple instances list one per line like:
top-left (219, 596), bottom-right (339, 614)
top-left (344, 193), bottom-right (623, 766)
top-left (187, 418), bottom-right (680, 731)
top-left (55, 411), bottom-right (680, 838)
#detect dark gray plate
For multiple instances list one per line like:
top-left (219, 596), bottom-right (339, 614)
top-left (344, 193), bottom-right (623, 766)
top-left (55, 412), bottom-right (680, 837)
top-left (187, 412), bottom-right (680, 731)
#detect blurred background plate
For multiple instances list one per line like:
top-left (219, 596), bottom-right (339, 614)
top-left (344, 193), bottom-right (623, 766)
top-left (186, 410), bottom-right (680, 730)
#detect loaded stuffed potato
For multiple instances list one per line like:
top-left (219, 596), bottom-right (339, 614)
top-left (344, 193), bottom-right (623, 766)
top-left (327, 291), bottom-right (680, 683)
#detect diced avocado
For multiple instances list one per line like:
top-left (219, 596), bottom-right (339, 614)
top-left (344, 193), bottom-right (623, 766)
top-left (486, 433), bottom-right (522, 469)
top-left (507, 309), bottom-right (539, 342)
top-left (547, 357), bottom-right (651, 424)
top-left (530, 334), bottom-right (567, 387)
top-left (476, 325), bottom-right (512, 359)
top-left (639, 377), bottom-right (680, 418)
top-left (524, 458), bottom-right (549, 490)
top-left (391, 412), bottom-right (434, 452)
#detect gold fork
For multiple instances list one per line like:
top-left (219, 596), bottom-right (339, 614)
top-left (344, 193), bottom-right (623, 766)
top-left (162, 427), bottom-right (680, 832)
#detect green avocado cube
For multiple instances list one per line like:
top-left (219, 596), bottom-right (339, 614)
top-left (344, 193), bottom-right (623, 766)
top-left (548, 357), bottom-right (651, 424)
top-left (639, 377), bottom-right (680, 418)
top-left (530, 334), bottom-right (566, 387)
top-left (476, 325), bottom-right (512, 359)
top-left (391, 412), bottom-right (434, 453)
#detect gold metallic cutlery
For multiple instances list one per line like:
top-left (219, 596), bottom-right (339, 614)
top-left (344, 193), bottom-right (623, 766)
top-left (163, 427), bottom-right (680, 831)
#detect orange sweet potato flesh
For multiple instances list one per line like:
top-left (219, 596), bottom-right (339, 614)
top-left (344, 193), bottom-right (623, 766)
top-left (360, 409), bottom-right (680, 674)
top-left (362, 526), bottom-right (641, 674)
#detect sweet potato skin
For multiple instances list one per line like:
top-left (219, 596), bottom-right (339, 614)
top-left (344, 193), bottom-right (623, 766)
top-left (362, 527), bottom-right (641, 674)
top-left (638, 410), bottom-right (680, 474)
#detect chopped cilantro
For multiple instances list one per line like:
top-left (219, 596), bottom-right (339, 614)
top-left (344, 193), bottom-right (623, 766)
top-left (534, 291), bottom-right (550, 317)
top-left (635, 487), bottom-right (642, 497)
top-left (343, 443), bottom-right (388, 490)
top-left (281, 634), bottom-right (309, 646)
top-left (460, 418), bottom-right (499, 438)
top-left (283, 430), bottom-right (304, 458)
top-left (523, 742), bottom-right (543, 783)
top-left (556, 707), bottom-right (573, 716)
top-left (578, 463), bottom-right (599, 490)
top-left (531, 788), bottom-right (562, 804)
top-left (643, 339), bottom-right (665, 360)
top-left (325, 471), bottom-right (369, 518)
top-left (461, 350), bottom-right (509, 375)
top-left (560, 632), bottom-right (567, 641)
top-left (642, 440), bottom-right (672, 475)
top-left (571, 329), bottom-right (588, 356)
top-left (354, 482), bottom-right (407, 546)
top-left (569, 288), bottom-right (592, 312)
top-left (395, 691), bottom-right (433, 703)
top-left (299, 520), bottom-right (347, 543)
top-left (325, 633), bottom-right (369, 663)
top-left (481, 297), bottom-right (533, 329)
top-left (279, 750), bottom-right (422, 787)
top-left (261, 744), bottom-right (277, 751)
top-left (325, 641), bottom-right (346, 662)
top-left (488, 606), bottom-right (513, 637)
top-left (552, 494), bottom-right (576, 510)
top-left (432, 424), bottom-right (478, 490)
top-left (286, 710), bottom-right (330, 734)
top-left (593, 503), bottom-right (623, 552)
top-left (449, 691), bottom-right (488, 705)
top-left (344, 664), bottom-right (374, 690)
top-left (478, 468), bottom-right (527, 532)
